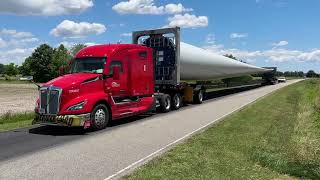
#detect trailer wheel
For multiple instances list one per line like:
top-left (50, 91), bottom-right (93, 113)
top-left (159, 94), bottom-right (171, 113)
top-left (171, 93), bottom-right (182, 110)
top-left (91, 104), bottom-right (109, 130)
top-left (194, 90), bottom-right (204, 104)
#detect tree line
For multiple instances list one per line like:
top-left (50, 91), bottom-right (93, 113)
top-left (0, 44), bottom-right (86, 82)
top-left (275, 70), bottom-right (319, 78)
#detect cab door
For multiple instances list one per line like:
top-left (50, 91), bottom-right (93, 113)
top-left (109, 60), bottom-right (126, 97)
top-left (107, 50), bottom-right (135, 116)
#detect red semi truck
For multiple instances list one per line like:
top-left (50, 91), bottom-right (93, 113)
top-left (34, 27), bottom-right (269, 130)
top-left (35, 43), bottom-right (156, 130)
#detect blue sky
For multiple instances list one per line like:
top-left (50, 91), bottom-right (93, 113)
top-left (0, 0), bottom-right (319, 72)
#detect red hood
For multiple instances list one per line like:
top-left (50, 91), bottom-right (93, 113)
top-left (43, 73), bottom-right (101, 89)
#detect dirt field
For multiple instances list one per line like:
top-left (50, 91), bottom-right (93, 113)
top-left (0, 84), bottom-right (38, 116)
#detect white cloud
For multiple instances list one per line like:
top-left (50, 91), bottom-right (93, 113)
top-left (272, 40), bottom-right (288, 47)
top-left (0, 47), bottom-right (35, 64)
top-left (112, 0), bottom-right (192, 15)
top-left (230, 33), bottom-right (248, 39)
top-left (0, 29), bottom-right (39, 48)
top-left (120, 33), bottom-right (132, 37)
top-left (204, 44), bottom-right (260, 60)
top-left (50, 20), bottom-right (106, 38)
top-left (0, 0), bottom-right (93, 16)
top-left (19, 37), bottom-right (39, 43)
top-left (164, 3), bottom-right (193, 14)
top-left (84, 42), bottom-right (98, 47)
top-left (204, 43), bottom-right (320, 63)
top-left (255, 0), bottom-right (288, 7)
top-left (0, 29), bottom-right (34, 38)
top-left (0, 38), bottom-right (7, 48)
top-left (57, 41), bottom-right (75, 49)
top-left (0, 28), bottom-right (40, 64)
top-left (263, 48), bottom-right (300, 62)
top-left (203, 44), bottom-right (225, 52)
top-left (57, 41), bottom-right (98, 49)
top-left (167, 13), bottom-right (208, 28)
top-left (205, 34), bottom-right (215, 44)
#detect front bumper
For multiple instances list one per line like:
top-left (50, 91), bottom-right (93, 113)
top-left (33, 113), bottom-right (91, 127)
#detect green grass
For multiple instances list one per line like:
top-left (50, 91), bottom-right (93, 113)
top-left (0, 112), bottom-right (35, 132)
top-left (125, 79), bottom-right (320, 180)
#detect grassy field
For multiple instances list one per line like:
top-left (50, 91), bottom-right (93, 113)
top-left (125, 79), bottom-right (320, 180)
top-left (0, 112), bottom-right (34, 132)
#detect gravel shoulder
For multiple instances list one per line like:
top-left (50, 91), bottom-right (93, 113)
top-left (0, 84), bottom-right (38, 115)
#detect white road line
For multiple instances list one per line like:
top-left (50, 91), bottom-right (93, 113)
top-left (104, 92), bottom-right (269, 180)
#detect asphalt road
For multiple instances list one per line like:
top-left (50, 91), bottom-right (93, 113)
top-left (0, 80), bottom-right (301, 180)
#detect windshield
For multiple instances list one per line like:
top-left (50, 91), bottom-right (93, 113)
top-left (70, 57), bottom-right (106, 74)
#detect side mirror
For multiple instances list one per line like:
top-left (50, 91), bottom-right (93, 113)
top-left (112, 66), bottom-right (120, 80)
top-left (30, 79), bottom-right (41, 90)
top-left (59, 66), bottom-right (65, 76)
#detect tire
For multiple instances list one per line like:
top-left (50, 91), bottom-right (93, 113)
top-left (194, 90), bottom-right (204, 104)
top-left (171, 93), bottom-right (182, 110)
top-left (90, 104), bottom-right (109, 130)
top-left (159, 94), bottom-right (171, 113)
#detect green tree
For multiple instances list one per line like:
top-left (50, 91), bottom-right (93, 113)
top-left (20, 57), bottom-right (32, 76)
top-left (298, 71), bottom-right (304, 77)
top-left (51, 44), bottom-right (72, 77)
top-left (4, 63), bottom-right (18, 76)
top-left (224, 54), bottom-right (237, 60)
top-left (0, 63), bottom-right (4, 74)
top-left (275, 71), bottom-right (284, 76)
top-left (224, 54), bottom-right (247, 63)
top-left (70, 44), bottom-right (87, 57)
top-left (306, 70), bottom-right (319, 78)
top-left (23, 44), bottom-right (55, 82)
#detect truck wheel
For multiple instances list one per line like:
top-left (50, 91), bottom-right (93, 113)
top-left (194, 90), bottom-right (204, 104)
top-left (91, 104), bottom-right (109, 130)
top-left (159, 94), bottom-right (171, 113)
top-left (171, 93), bottom-right (182, 110)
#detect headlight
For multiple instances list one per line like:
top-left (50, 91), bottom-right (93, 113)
top-left (67, 101), bottom-right (86, 111)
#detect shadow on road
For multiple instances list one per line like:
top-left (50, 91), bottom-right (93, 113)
top-left (29, 126), bottom-right (87, 136)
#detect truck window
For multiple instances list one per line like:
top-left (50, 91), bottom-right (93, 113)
top-left (109, 61), bottom-right (123, 74)
top-left (70, 57), bottom-right (106, 74)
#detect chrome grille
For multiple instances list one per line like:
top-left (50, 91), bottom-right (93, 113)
top-left (39, 86), bottom-right (62, 115)
top-left (40, 89), bottom-right (47, 111)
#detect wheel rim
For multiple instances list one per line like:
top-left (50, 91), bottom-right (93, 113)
top-left (173, 95), bottom-right (180, 108)
top-left (199, 91), bottom-right (203, 102)
top-left (94, 109), bottom-right (106, 127)
top-left (165, 97), bottom-right (171, 110)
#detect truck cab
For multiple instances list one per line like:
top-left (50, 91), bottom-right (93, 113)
top-left (34, 44), bottom-right (155, 130)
